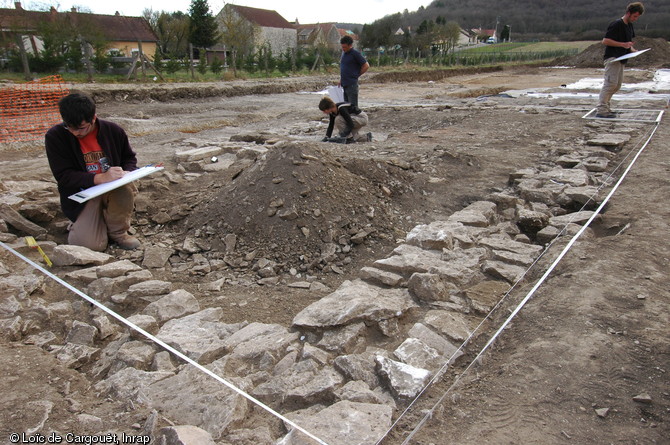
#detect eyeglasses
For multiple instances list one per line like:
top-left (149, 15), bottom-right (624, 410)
top-left (63, 121), bottom-right (93, 133)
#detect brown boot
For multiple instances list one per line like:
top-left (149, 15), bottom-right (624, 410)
top-left (112, 234), bottom-right (141, 250)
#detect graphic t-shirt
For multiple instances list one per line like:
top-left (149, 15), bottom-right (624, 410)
top-left (78, 127), bottom-right (109, 174)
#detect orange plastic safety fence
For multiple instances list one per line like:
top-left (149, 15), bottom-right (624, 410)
top-left (0, 75), bottom-right (69, 143)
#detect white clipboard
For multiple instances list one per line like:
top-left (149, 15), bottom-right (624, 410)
top-left (326, 86), bottom-right (345, 103)
top-left (69, 164), bottom-right (164, 203)
top-left (608, 48), bottom-right (650, 63)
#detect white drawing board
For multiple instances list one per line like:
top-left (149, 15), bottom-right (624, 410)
top-left (69, 165), bottom-right (164, 203)
top-left (609, 48), bottom-right (650, 63)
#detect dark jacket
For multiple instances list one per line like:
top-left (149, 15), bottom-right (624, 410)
top-left (326, 102), bottom-right (361, 138)
top-left (45, 119), bottom-right (137, 222)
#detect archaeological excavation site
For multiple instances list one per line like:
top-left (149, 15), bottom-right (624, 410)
top-left (1, 44), bottom-right (669, 445)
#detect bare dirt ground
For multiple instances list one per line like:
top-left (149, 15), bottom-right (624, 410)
top-left (0, 59), bottom-right (668, 444)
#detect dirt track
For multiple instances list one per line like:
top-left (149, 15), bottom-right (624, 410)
top-left (0, 63), bottom-right (668, 444)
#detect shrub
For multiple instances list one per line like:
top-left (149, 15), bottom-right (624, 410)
top-left (210, 57), bottom-right (223, 74)
top-left (165, 58), bottom-right (181, 74)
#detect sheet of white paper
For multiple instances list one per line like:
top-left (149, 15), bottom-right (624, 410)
top-left (326, 85), bottom-right (345, 103)
top-left (609, 48), bottom-right (650, 63)
top-left (68, 165), bottom-right (164, 203)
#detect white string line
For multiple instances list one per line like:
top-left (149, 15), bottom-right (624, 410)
top-left (397, 120), bottom-right (661, 445)
top-left (376, 118), bottom-right (660, 445)
top-left (0, 242), bottom-right (329, 445)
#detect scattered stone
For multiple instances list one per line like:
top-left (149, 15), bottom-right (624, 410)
top-left (77, 413), bottom-right (104, 432)
top-left (92, 314), bottom-right (118, 340)
top-left (24, 331), bottom-right (58, 348)
top-left (252, 360), bottom-right (344, 407)
top-left (482, 260), bottom-right (526, 283)
top-left (548, 211), bottom-right (598, 228)
top-left (0, 203), bottom-right (47, 236)
top-left (143, 362), bottom-right (249, 440)
top-left (96, 259), bottom-right (143, 278)
top-left (95, 367), bottom-right (174, 400)
top-left (587, 133), bottom-right (630, 148)
top-left (280, 401), bottom-right (393, 445)
top-left (151, 351), bottom-right (176, 372)
top-left (157, 308), bottom-right (245, 364)
top-left (126, 314), bottom-right (159, 338)
top-left (142, 246), bottom-right (174, 269)
top-left (288, 281), bottom-right (312, 289)
top-left (633, 393), bottom-right (652, 404)
top-left (143, 289), bottom-right (200, 323)
top-left (360, 266), bottom-right (404, 287)
top-left (375, 245), bottom-right (476, 286)
top-left (65, 321), bottom-right (97, 346)
top-left (115, 340), bottom-right (156, 370)
top-left (51, 245), bottom-right (113, 266)
top-left (50, 343), bottom-right (100, 368)
top-left (292, 279), bottom-right (418, 329)
top-left (424, 310), bottom-right (474, 343)
top-left (375, 355), bottom-right (431, 400)
top-left (516, 208), bottom-right (549, 234)
top-left (407, 272), bottom-right (458, 302)
top-left (317, 322), bottom-right (366, 354)
top-left (158, 425), bottom-right (217, 445)
top-left (536, 225), bottom-right (562, 244)
top-left (334, 380), bottom-right (391, 405)
top-left (175, 146), bottom-right (223, 163)
top-left (128, 280), bottom-right (172, 298)
top-left (595, 407), bottom-right (610, 418)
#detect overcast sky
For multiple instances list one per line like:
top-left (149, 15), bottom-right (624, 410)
top-left (12, 0), bottom-right (430, 25)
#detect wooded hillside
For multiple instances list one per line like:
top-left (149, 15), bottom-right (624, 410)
top-left (382, 0), bottom-right (669, 41)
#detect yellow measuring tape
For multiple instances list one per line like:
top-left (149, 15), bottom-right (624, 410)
top-left (24, 236), bottom-right (53, 267)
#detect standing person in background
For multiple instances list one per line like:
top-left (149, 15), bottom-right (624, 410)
top-left (339, 35), bottom-right (369, 109)
top-left (596, 2), bottom-right (645, 118)
top-left (45, 92), bottom-right (140, 251)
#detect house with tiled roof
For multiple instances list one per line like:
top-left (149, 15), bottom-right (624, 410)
top-left (215, 4), bottom-right (296, 56)
top-left (0, 2), bottom-right (158, 59)
top-left (296, 23), bottom-right (340, 52)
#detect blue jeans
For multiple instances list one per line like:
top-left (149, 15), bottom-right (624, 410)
top-left (343, 83), bottom-right (360, 108)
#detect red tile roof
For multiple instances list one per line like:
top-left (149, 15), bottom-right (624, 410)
top-left (227, 4), bottom-right (294, 29)
top-left (0, 6), bottom-right (157, 42)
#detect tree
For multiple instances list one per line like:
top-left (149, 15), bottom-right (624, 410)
top-left (360, 13), bottom-right (402, 50)
top-left (188, 0), bottom-right (219, 57)
top-left (216, 5), bottom-right (258, 76)
top-left (501, 25), bottom-right (511, 42)
top-left (413, 19), bottom-right (435, 54)
top-left (444, 21), bottom-right (462, 52)
top-left (150, 11), bottom-right (190, 58)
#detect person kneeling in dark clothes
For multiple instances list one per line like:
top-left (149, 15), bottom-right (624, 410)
top-left (318, 96), bottom-right (371, 144)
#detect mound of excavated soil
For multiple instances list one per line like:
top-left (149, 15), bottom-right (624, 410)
top-left (557, 36), bottom-right (670, 68)
top-left (182, 142), bottom-right (415, 274)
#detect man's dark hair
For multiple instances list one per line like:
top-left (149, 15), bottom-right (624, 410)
top-left (627, 2), bottom-right (644, 15)
top-left (58, 92), bottom-right (96, 127)
top-left (340, 35), bottom-right (353, 46)
top-left (319, 97), bottom-right (335, 111)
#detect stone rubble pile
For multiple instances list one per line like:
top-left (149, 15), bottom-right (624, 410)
top-left (0, 122), bottom-right (640, 444)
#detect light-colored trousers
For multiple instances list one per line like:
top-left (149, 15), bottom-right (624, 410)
top-left (335, 111), bottom-right (369, 141)
top-left (597, 58), bottom-right (624, 114)
top-left (68, 183), bottom-right (136, 251)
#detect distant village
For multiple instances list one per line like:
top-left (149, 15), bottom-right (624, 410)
top-left (1, 1), bottom-right (497, 68)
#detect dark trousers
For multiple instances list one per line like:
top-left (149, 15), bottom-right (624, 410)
top-left (343, 83), bottom-right (360, 108)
